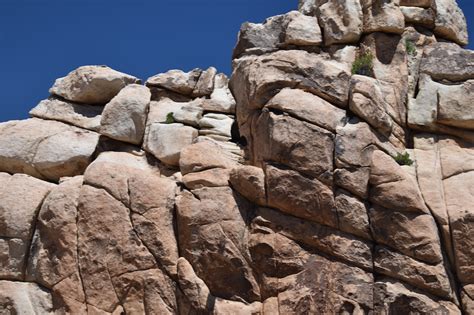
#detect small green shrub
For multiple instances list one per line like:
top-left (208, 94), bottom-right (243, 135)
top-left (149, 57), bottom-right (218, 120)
top-left (351, 52), bottom-right (374, 76)
top-left (165, 112), bottom-right (175, 124)
top-left (394, 152), bottom-right (414, 166)
top-left (405, 39), bottom-right (417, 56)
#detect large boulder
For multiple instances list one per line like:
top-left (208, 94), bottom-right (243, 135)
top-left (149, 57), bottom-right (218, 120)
top-left (100, 84), bottom-right (151, 144)
top-left (0, 118), bottom-right (99, 181)
top-left (49, 65), bottom-right (139, 104)
top-left (231, 50), bottom-right (352, 110)
top-left (317, 0), bottom-right (363, 45)
top-left (143, 123), bottom-right (198, 166)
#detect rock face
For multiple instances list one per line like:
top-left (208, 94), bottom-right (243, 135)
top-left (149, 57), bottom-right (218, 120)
top-left (0, 1), bottom-right (473, 314)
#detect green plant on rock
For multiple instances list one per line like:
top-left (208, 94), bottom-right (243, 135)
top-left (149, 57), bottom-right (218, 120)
top-left (165, 112), bottom-right (175, 124)
top-left (394, 152), bottom-right (414, 166)
top-left (405, 39), bottom-right (417, 56)
top-left (351, 52), bottom-right (374, 77)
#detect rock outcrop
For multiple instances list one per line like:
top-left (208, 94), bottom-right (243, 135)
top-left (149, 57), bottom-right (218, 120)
top-left (0, 0), bottom-right (473, 314)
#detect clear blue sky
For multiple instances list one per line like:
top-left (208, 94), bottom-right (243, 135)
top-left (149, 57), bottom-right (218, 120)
top-left (0, 0), bottom-right (472, 122)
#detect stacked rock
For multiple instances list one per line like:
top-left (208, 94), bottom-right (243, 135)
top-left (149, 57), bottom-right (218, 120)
top-left (0, 0), bottom-right (472, 314)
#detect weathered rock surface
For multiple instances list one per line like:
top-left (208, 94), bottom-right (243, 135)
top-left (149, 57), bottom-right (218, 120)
top-left (1, 1), bottom-right (473, 313)
top-left (50, 65), bottom-right (139, 104)
top-left (100, 84), bottom-right (151, 144)
top-left (0, 173), bottom-right (54, 280)
top-left (0, 281), bottom-right (53, 314)
top-left (0, 118), bottom-right (99, 181)
top-left (29, 97), bottom-right (103, 131)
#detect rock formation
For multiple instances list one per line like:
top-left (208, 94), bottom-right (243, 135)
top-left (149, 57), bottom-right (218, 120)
top-left (0, 0), bottom-right (473, 314)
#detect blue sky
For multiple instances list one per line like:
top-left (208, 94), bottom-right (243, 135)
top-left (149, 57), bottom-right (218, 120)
top-left (0, 0), bottom-right (472, 122)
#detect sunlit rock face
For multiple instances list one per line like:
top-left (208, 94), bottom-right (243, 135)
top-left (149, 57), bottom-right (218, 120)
top-left (0, 0), bottom-right (473, 314)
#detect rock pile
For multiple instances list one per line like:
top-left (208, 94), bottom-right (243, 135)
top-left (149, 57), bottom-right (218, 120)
top-left (0, 0), bottom-right (473, 314)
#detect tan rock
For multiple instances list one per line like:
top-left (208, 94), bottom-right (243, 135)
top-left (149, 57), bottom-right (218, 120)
top-left (254, 207), bottom-right (373, 270)
top-left (276, 254), bottom-right (374, 314)
top-left (437, 80), bottom-right (474, 130)
top-left (414, 135), bottom-right (454, 264)
top-left (401, 6), bottom-right (435, 27)
top-left (128, 174), bottom-right (178, 277)
top-left (400, 0), bottom-right (432, 7)
top-left (112, 269), bottom-right (178, 314)
top-left (317, 0), bottom-right (363, 45)
top-left (100, 84), bottom-right (151, 144)
top-left (335, 120), bottom-right (377, 168)
top-left (0, 281), bottom-right (53, 314)
top-left (370, 150), bottom-right (429, 213)
top-left (254, 111), bottom-right (334, 182)
top-left (0, 118), bottom-right (99, 181)
top-left (374, 246), bottom-right (453, 299)
top-left (177, 257), bottom-right (263, 314)
top-left (420, 43), bottom-right (474, 82)
top-left (147, 98), bottom-right (203, 127)
top-left (233, 14), bottom-right (285, 58)
top-left (202, 73), bottom-right (236, 114)
top-left (198, 113), bottom-right (233, 138)
top-left (143, 123), bottom-right (198, 166)
top-left (362, 33), bottom-right (409, 105)
top-left (266, 164), bottom-right (337, 228)
top-left (361, 0), bottom-right (405, 34)
top-left (182, 168), bottom-right (231, 190)
top-left (192, 66), bottom-right (216, 97)
top-left (334, 167), bottom-right (370, 199)
top-left (29, 97), bottom-right (103, 131)
top-left (437, 138), bottom-right (474, 181)
top-left (335, 189), bottom-right (371, 239)
top-left (176, 187), bottom-right (260, 302)
top-left (26, 176), bottom-right (83, 294)
top-left (77, 185), bottom-right (157, 312)
top-left (230, 50), bottom-right (352, 109)
top-left (179, 140), bottom-right (237, 175)
top-left (443, 171), bottom-right (474, 284)
top-left (229, 165), bottom-right (266, 206)
top-left (146, 68), bottom-right (202, 95)
top-left (369, 204), bottom-right (443, 264)
top-left (462, 285), bottom-right (474, 314)
top-left (49, 65), bottom-right (139, 104)
top-left (374, 279), bottom-right (461, 314)
top-left (283, 11), bottom-right (322, 46)
top-left (349, 75), bottom-right (393, 135)
top-left (0, 173), bottom-right (54, 280)
top-left (83, 151), bottom-right (160, 205)
top-left (433, 0), bottom-right (468, 46)
top-left (265, 88), bottom-right (347, 132)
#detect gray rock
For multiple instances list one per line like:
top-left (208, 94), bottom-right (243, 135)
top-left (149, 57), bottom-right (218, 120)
top-left (433, 0), bottom-right (468, 46)
top-left (420, 43), bottom-right (474, 82)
